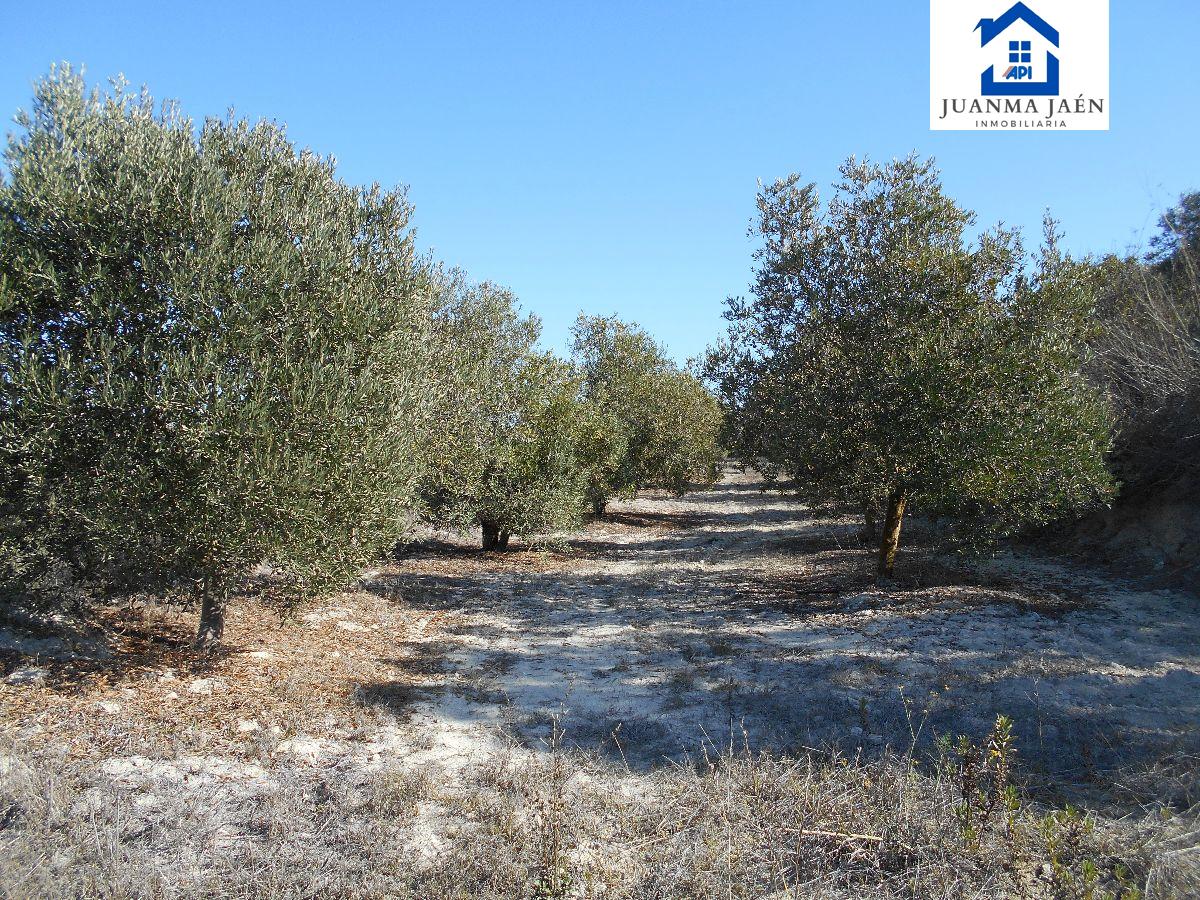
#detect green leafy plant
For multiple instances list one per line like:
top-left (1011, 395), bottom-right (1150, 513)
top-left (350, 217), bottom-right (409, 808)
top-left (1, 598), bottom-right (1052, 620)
top-left (418, 280), bottom-right (589, 549)
top-left (0, 67), bottom-right (439, 645)
top-left (571, 314), bottom-right (722, 514)
top-left (942, 715), bottom-right (1019, 850)
top-left (709, 154), bottom-right (1113, 577)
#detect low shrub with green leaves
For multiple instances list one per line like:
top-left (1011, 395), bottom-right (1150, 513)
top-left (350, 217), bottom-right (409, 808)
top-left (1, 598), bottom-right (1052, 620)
top-left (0, 68), bottom-right (440, 645)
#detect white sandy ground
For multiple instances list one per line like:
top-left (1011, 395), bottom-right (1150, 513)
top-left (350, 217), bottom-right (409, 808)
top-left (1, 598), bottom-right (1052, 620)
top-left (350, 472), bottom-right (1200, 803)
top-left (3, 471), bottom-right (1199, 811)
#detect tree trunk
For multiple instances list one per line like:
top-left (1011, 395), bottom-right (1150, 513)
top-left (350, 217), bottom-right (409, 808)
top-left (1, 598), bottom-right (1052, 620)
top-left (481, 520), bottom-right (501, 551)
top-left (876, 488), bottom-right (907, 579)
top-left (195, 580), bottom-right (228, 651)
top-left (592, 497), bottom-right (607, 517)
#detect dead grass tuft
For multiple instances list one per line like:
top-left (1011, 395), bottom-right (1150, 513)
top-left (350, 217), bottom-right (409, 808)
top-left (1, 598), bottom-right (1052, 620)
top-left (1, 723), bottom-right (1194, 899)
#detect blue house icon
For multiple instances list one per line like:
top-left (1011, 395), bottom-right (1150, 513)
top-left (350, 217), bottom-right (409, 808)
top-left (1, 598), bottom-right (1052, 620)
top-left (976, 2), bottom-right (1060, 96)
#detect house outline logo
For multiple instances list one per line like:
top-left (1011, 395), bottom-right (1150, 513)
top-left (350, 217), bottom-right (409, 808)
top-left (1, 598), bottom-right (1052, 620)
top-left (976, 2), bottom-right (1060, 96)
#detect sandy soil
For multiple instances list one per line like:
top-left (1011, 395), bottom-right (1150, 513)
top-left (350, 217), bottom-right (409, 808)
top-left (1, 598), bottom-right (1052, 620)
top-left (3, 471), bottom-right (1198, 807)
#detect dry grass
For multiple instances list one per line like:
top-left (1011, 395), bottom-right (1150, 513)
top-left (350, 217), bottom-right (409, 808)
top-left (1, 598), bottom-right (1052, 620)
top-left (0, 582), bottom-right (461, 764)
top-left (1, 724), bottom-right (1196, 899)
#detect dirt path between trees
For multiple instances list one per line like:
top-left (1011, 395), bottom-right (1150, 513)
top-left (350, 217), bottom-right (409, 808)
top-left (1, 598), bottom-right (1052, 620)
top-left (369, 471), bottom-right (1200, 802)
top-left (4, 471), bottom-right (1199, 810)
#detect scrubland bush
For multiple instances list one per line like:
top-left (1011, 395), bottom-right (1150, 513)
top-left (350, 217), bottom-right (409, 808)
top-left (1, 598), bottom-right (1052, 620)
top-left (1091, 193), bottom-right (1200, 496)
top-left (708, 155), bottom-right (1113, 576)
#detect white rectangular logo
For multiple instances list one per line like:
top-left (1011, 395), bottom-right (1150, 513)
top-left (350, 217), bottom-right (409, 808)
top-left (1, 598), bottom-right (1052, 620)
top-left (930, 0), bottom-right (1109, 131)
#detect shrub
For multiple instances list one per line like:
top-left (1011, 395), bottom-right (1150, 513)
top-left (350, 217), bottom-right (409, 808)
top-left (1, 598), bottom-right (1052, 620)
top-left (1091, 193), bottom-right (1200, 495)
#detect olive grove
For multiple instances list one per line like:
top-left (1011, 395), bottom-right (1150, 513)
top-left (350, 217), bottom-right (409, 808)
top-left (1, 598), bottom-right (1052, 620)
top-left (417, 279), bottom-right (591, 549)
top-left (0, 69), bottom-right (726, 645)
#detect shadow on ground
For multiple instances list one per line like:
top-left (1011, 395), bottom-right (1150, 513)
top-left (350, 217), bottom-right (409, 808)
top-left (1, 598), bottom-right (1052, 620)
top-left (357, 476), bottom-right (1200, 807)
top-left (0, 605), bottom-right (228, 691)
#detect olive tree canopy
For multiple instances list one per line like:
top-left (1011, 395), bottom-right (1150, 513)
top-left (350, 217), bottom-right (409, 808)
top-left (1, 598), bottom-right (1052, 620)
top-left (0, 68), bottom-right (439, 645)
top-left (571, 315), bottom-right (722, 514)
top-left (418, 280), bottom-right (589, 548)
top-left (709, 155), bottom-right (1112, 576)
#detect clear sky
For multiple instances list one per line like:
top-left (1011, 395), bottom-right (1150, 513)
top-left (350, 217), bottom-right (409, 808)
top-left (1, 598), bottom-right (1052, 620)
top-left (4, 1), bottom-right (1197, 362)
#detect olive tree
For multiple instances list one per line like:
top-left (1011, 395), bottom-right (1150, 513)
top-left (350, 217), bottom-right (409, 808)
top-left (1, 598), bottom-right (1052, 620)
top-left (0, 68), bottom-right (438, 646)
top-left (572, 314), bottom-right (722, 513)
top-left (476, 351), bottom-right (591, 548)
top-left (419, 280), bottom-right (588, 548)
top-left (639, 368), bottom-right (724, 493)
top-left (711, 155), bottom-right (1112, 577)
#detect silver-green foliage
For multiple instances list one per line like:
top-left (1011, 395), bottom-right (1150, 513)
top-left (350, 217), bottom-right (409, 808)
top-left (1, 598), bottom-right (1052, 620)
top-left (419, 279), bottom-right (589, 547)
top-left (0, 68), bottom-right (437, 633)
top-left (710, 155), bottom-right (1112, 552)
top-left (572, 315), bottom-right (723, 511)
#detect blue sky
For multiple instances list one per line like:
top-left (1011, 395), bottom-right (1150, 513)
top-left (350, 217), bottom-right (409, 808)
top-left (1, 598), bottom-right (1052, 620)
top-left (4, 1), bottom-right (1197, 362)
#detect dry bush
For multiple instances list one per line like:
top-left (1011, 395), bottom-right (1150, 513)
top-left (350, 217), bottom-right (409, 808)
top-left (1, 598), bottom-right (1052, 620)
top-left (2, 719), bottom-right (1194, 900)
top-left (1093, 229), bottom-right (1200, 496)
